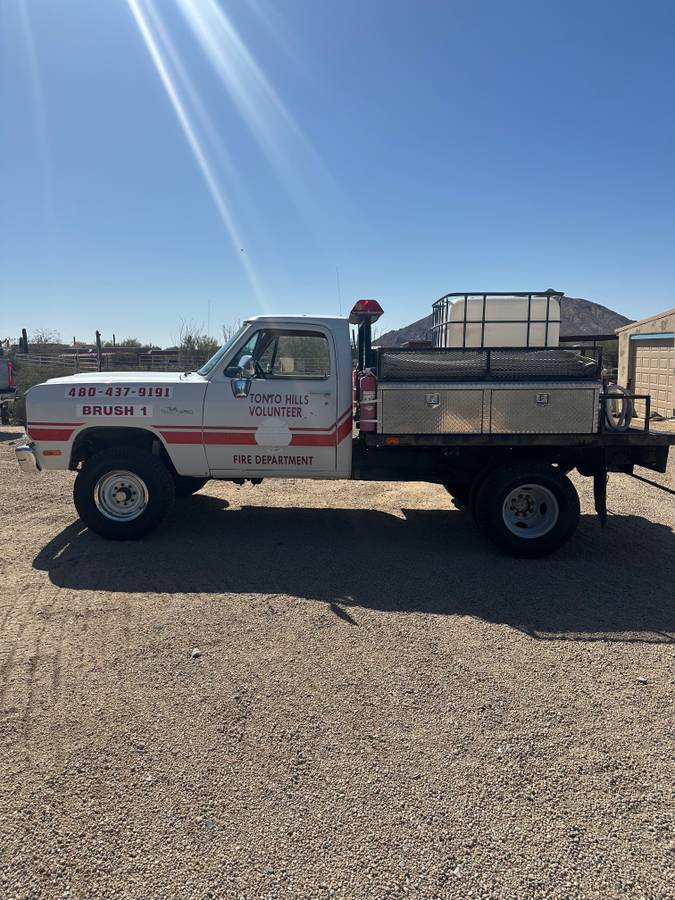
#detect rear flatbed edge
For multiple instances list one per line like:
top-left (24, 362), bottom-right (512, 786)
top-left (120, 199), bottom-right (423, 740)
top-left (362, 429), bottom-right (675, 449)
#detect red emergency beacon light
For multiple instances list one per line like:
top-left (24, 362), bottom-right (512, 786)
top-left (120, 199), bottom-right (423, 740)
top-left (349, 298), bottom-right (384, 324)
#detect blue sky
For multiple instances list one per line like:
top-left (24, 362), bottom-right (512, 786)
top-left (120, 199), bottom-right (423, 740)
top-left (1, 0), bottom-right (674, 346)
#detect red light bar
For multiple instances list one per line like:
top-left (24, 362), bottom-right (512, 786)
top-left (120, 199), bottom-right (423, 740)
top-left (349, 298), bottom-right (384, 324)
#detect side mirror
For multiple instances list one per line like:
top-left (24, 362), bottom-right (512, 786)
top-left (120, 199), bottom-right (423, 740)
top-left (230, 354), bottom-right (256, 399)
top-left (231, 378), bottom-right (251, 399)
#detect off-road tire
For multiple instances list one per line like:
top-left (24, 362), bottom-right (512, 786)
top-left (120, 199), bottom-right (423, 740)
top-left (174, 476), bottom-right (209, 498)
top-left (474, 462), bottom-right (580, 558)
top-left (74, 446), bottom-right (176, 540)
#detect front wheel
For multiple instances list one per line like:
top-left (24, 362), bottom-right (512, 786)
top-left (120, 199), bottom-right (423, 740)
top-left (74, 446), bottom-right (176, 540)
top-left (474, 463), bottom-right (580, 558)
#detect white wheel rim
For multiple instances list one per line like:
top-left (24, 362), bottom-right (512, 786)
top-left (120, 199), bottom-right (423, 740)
top-left (94, 470), bottom-right (149, 522)
top-left (502, 483), bottom-right (559, 539)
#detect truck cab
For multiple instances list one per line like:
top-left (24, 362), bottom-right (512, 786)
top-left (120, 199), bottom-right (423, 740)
top-left (198, 316), bottom-right (353, 480)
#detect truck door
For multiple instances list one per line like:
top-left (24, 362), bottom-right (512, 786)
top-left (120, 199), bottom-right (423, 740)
top-left (203, 325), bottom-right (342, 478)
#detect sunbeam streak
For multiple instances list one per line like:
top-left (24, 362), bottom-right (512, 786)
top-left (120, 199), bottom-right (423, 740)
top-left (174, 0), bottom-right (300, 145)
top-left (126, 0), bottom-right (265, 302)
top-left (173, 0), bottom-right (334, 208)
top-left (17, 0), bottom-right (52, 220)
top-left (142, 0), bottom-right (239, 183)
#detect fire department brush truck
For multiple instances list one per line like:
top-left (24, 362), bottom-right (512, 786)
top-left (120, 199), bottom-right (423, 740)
top-left (15, 291), bottom-right (675, 557)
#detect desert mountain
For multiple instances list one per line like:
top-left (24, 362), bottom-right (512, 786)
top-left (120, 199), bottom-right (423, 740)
top-left (377, 296), bottom-right (632, 347)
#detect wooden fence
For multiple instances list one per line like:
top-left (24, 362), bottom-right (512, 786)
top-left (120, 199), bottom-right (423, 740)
top-left (14, 352), bottom-right (208, 373)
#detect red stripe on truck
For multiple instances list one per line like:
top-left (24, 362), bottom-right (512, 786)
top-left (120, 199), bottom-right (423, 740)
top-left (27, 427), bottom-right (75, 441)
top-left (158, 431), bottom-right (260, 446)
top-left (290, 431), bottom-right (335, 447)
top-left (204, 432), bottom-right (258, 445)
top-left (290, 420), bottom-right (351, 447)
top-left (337, 415), bottom-right (353, 443)
top-left (157, 430), bottom-right (203, 445)
top-left (157, 408), bottom-right (354, 448)
top-left (160, 430), bottom-right (346, 448)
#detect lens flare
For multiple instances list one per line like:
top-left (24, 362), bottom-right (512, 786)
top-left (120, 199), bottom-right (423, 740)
top-left (246, 0), bottom-right (297, 60)
top-left (141, 0), bottom-right (239, 182)
top-left (174, 0), bottom-right (300, 146)
top-left (173, 0), bottom-right (334, 214)
top-left (128, 0), bottom-right (342, 302)
top-left (17, 0), bottom-right (52, 220)
top-left (127, 0), bottom-right (265, 301)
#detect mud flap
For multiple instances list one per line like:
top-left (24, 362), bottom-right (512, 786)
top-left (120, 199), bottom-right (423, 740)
top-left (593, 451), bottom-right (608, 527)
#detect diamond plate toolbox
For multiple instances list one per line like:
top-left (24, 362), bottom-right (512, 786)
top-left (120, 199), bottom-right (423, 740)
top-left (378, 384), bottom-right (483, 433)
top-left (378, 382), bottom-right (600, 434)
top-left (488, 384), bottom-right (599, 433)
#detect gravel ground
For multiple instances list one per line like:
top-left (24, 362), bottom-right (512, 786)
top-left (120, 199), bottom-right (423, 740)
top-left (0, 425), bottom-right (673, 900)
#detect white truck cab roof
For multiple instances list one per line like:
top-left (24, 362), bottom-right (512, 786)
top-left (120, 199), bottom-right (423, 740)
top-left (245, 315), bottom-right (348, 328)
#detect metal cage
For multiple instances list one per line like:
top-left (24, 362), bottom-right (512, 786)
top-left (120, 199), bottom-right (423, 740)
top-left (431, 290), bottom-right (563, 349)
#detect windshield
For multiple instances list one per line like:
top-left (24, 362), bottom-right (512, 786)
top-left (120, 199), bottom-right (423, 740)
top-left (197, 323), bottom-right (249, 376)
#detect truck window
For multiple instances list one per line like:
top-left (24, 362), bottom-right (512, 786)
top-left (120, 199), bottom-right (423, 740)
top-left (198, 323), bottom-right (249, 376)
top-left (253, 330), bottom-right (331, 378)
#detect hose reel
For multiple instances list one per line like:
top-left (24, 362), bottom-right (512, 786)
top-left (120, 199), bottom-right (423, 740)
top-left (604, 383), bottom-right (633, 432)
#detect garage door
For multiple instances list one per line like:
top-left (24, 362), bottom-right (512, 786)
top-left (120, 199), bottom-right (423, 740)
top-left (631, 338), bottom-right (675, 418)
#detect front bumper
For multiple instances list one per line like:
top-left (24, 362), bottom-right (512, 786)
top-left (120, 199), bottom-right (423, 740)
top-left (16, 441), bottom-right (41, 474)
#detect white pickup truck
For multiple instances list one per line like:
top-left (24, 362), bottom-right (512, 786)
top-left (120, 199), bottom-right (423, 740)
top-left (16, 294), bottom-right (674, 556)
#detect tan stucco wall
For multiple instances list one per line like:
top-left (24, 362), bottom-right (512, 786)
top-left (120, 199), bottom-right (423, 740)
top-left (616, 310), bottom-right (675, 417)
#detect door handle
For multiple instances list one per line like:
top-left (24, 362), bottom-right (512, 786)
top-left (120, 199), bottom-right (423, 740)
top-left (309, 391), bottom-right (331, 397)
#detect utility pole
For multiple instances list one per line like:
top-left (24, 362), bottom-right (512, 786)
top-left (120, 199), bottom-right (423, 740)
top-left (335, 266), bottom-right (343, 316)
top-left (95, 331), bottom-right (102, 372)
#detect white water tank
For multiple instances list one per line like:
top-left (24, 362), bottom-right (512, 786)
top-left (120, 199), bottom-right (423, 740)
top-left (434, 293), bottom-right (561, 348)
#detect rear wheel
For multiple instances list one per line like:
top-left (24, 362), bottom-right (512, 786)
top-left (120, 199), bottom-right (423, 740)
top-left (74, 446), bottom-right (175, 540)
top-left (474, 463), bottom-right (580, 557)
top-left (174, 476), bottom-right (209, 498)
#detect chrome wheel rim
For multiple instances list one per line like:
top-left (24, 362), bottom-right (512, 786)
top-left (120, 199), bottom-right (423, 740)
top-left (94, 470), bottom-right (149, 522)
top-left (502, 484), bottom-right (559, 539)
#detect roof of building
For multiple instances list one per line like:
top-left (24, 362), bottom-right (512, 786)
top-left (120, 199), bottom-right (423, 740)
top-left (615, 307), bottom-right (675, 334)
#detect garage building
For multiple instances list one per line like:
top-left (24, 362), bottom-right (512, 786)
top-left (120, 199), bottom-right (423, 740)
top-left (616, 309), bottom-right (675, 418)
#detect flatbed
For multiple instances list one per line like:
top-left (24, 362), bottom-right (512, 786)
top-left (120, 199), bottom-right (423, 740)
top-left (364, 428), bottom-right (673, 449)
